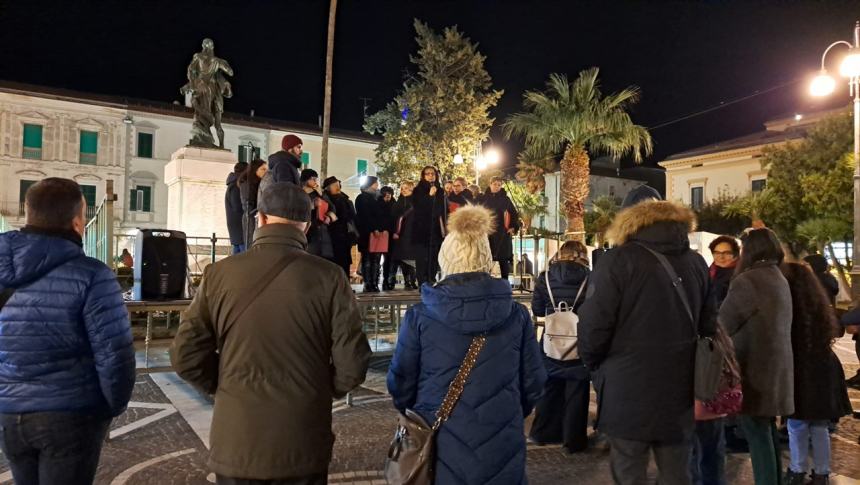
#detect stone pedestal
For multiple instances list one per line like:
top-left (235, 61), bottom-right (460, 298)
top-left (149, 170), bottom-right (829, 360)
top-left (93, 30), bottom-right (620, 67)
top-left (164, 146), bottom-right (237, 240)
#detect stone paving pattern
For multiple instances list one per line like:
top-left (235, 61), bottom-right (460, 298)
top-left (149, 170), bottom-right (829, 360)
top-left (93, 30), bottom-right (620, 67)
top-left (0, 363), bottom-right (856, 483)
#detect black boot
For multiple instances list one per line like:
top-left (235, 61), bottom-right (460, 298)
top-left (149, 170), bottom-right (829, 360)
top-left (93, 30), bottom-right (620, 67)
top-left (362, 258), bottom-right (375, 293)
top-left (404, 265), bottom-right (418, 290)
top-left (784, 469), bottom-right (806, 485)
top-left (369, 257), bottom-right (381, 292)
top-left (810, 472), bottom-right (830, 485)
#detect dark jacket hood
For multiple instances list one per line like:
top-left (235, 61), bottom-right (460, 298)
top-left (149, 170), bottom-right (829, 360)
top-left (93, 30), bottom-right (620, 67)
top-left (546, 261), bottom-right (589, 287)
top-left (420, 272), bottom-right (514, 334)
top-left (269, 151), bottom-right (301, 171)
top-left (0, 231), bottom-right (84, 288)
top-left (226, 172), bottom-right (239, 186)
top-left (606, 200), bottom-right (696, 254)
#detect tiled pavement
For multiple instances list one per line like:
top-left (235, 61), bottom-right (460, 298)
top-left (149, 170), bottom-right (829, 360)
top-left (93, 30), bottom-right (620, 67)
top-left (0, 347), bottom-right (858, 484)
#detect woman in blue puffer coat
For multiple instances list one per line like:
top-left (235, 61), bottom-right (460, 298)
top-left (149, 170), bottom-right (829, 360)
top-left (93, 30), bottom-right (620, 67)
top-left (388, 205), bottom-right (547, 485)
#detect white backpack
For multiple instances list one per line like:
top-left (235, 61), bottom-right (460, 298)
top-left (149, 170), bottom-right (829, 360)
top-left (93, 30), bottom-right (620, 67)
top-left (542, 271), bottom-right (587, 361)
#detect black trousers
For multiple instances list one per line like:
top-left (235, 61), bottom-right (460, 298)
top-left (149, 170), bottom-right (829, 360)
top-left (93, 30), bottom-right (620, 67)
top-left (330, 238), bottom-right (352, 277)
top-left (608, 436), bottom-right (692, 485)
top-left (529, 376), bottom-right (590, 451)
top-left (0, 412), bottom-right (111, 485)
top-left (415, 243), bottom-right (441, 286)
top-left (498, 260), bottom-right (512, 279)
top-left (216, 472), bottom-right (327, 485)
top-left (382, 253), bottom-right (397, 286)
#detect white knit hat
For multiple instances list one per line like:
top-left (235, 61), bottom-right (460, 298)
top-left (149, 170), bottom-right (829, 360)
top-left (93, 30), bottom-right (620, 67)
top-left (438, 205), bottom-right (495, 278)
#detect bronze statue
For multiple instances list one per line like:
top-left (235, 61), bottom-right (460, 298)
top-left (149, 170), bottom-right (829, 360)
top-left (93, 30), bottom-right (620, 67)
top-left (180, 38), bottom-right (233, 149)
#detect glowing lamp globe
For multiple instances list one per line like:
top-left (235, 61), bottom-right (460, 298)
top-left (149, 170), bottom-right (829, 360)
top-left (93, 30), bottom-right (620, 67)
top-left (476, 156), bottom-right (488, 171)
top-left (483, 148), bottom-right (500, 165)
top-left (840, 50), bottom-right (860, 78)
top-left (810, 72), bottom-right (836, 97)
top-left (453, 153), bottom-right (464, 165)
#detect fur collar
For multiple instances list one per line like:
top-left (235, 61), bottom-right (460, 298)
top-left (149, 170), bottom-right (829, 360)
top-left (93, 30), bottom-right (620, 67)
top-left (606, 200), bottom-right (697, 246)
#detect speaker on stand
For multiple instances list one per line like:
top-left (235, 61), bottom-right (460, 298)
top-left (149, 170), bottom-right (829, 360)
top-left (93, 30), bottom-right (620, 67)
top-left (132, 229), bottom-right (188, 301)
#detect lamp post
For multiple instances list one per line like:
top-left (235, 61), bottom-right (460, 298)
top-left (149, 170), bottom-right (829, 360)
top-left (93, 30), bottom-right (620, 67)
top-left (811, 21), bottom-right (860, 301)
top-left (475, 147), bottom-right (500, 187)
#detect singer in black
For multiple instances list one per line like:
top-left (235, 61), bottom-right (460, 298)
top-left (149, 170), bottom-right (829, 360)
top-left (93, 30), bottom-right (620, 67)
top-left (478, 176), bottom-right (520, 280)
top-left (411, 166), bottom-right (446, 286)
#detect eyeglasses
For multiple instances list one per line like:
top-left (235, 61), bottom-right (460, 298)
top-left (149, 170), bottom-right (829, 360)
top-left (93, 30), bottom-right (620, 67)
top-left (712, 251), bottom-right (735, 257)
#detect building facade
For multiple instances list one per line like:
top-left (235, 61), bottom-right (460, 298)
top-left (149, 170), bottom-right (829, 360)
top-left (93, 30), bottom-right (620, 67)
top-left (659, 107), bottom-right (845, 209)
top-left (0, 82), bottom-right (379, 238)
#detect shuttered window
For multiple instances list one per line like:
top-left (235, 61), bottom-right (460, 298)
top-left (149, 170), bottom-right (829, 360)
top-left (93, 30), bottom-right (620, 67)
top-left (22, 124), bottom-right (43, 160)
top-left (301, 152), bottom-right (311, 166)
top-left (357, 159), bottom-right (368, 176)
top-left (80, 131), bottom-right (98, 165)
top-left (129, 185), bottom-right (152, 212)
top-left (137, 132), bottom-right (153, 158)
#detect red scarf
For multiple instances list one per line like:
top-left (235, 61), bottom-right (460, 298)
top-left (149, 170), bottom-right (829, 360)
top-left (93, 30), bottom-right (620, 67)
top-left (709, 261), bottom-right (737, 280)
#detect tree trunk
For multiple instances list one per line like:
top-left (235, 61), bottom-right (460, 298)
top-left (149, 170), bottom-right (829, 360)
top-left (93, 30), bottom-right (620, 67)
top-left (560, 144), bottom-right (590, 242)
top-left (320, 0), bottom-right (337, 178)
top-left (826, 241), bottom-right (852, 295)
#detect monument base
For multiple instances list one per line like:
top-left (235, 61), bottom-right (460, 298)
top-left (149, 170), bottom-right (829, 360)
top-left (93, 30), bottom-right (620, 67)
top-left (164, 146), bottom-right (238, 241)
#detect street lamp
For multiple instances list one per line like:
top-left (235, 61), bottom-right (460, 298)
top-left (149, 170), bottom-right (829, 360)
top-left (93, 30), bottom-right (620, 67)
top-left (812, 21), bottom-right (860, 301)
top-left (475, 147), bottom-right (500, 186)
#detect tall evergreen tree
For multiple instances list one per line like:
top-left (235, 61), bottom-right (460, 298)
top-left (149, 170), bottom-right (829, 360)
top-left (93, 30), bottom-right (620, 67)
top-left (364, 20), bottom-right (502, 183)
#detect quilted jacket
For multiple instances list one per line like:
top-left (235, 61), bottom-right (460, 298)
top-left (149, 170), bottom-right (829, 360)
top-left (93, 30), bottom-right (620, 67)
top-left (0, 228), bottom-right (136, 417)
top-left (388, 272), bottom-right (546, 485)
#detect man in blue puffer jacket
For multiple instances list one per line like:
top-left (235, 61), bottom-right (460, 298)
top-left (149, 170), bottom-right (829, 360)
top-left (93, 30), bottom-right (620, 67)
top-left (0, 178), bottom-right (136, 485)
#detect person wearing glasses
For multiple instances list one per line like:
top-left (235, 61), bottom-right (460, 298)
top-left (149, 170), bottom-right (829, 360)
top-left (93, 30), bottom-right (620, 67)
top-left (448, 177), bottom-right (474, 213)
top-left (708, 236), bottom-right (740, 308)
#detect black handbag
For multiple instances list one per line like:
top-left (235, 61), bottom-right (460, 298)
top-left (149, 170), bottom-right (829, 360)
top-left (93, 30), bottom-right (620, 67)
top-left (635, 243), bottom-right (724, 401)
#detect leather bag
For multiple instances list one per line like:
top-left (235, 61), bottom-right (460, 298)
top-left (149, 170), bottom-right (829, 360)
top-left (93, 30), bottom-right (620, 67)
top-left (542, 270), bottom-right (587, 361)
top-left (384, 334), bottom-right (487, 485)
top-left (635, 243), bottom-right (724, 401)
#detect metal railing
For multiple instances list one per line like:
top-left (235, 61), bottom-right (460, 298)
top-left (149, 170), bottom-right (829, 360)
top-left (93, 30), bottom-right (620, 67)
top-left (84, 180), bottom-right (116, 265)
top-left (0, 212), bottom-right (8, 233)
top-left (127, 291), bottom-right (535, 368)
top-left (113, 233), bottom-right (231, 275)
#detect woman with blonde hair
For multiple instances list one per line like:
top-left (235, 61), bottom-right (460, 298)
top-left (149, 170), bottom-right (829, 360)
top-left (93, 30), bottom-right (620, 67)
top-left (529, 240), bottom-right (592, 453)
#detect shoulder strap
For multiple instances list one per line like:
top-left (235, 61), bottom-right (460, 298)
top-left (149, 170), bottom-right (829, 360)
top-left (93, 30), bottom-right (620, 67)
top-left (572, 277), bottom-right (588, 308)
top-left (433, 334), bottom-right (487, 430)
top-left (217, 253), bottom-right (300, 351)
top-left (634, 243), bottom-right (695, 332)
top-left (0, 288), bottom-right (16, 313)
top-left (545, 270), bottom-right (556, 308)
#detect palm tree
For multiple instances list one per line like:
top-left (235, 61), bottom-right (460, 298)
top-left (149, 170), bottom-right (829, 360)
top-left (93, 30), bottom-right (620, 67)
top-left (320, 0), bottom-right (338, 178)
top-left (504, 68), bottom-right (652, 241)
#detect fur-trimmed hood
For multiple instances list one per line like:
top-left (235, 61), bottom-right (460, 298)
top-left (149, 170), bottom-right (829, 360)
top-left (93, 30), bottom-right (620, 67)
top-left (606, 200), bottom-right (697, 246)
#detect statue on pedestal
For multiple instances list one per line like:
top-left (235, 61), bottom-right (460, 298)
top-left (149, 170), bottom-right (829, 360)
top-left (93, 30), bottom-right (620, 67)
top-left (180, 38), bottom-right (233, 149)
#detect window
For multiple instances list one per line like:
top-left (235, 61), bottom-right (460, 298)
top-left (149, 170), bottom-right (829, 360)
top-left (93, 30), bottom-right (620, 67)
top-left (237, 144), bottom-right (261, 163)
top-left (751, 179), bottom-right (767, 193)
top-left (301, 152), bottom-right (311, 166)
top-left (129, 185), bottom-right (152, 212)
top-left (690, 186), bottom-right (704, 210)
top-left (18, 180), bottom-right (36, 216)
top-left (22, 124), bottom-right (43, 160)
top-left (137, 132), bottom-right (153, 158)
top-left (357, 159), bottom-right (368, 176)
top-left (80, 185), bottom-right (97, 219)
top-left (609, 185), bottom-right (615, 197)
top-left (79, 131), bottom-right (98, 165)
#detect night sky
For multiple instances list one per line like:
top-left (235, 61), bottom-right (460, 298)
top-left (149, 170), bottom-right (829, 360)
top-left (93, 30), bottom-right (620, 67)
top-left (0, 0), bottom-right (856, 168)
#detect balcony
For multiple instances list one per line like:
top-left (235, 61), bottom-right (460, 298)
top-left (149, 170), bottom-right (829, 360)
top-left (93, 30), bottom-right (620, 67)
top-left (79, 152), bottom-right (97, 165)
top-left (17, 202), bottom-right (97, 220)
top-left (22, 147), bottom-right (41, 160)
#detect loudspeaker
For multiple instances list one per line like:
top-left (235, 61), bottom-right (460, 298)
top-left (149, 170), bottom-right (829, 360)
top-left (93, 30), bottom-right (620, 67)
top-left (132, 229), bottom-right (187, 300)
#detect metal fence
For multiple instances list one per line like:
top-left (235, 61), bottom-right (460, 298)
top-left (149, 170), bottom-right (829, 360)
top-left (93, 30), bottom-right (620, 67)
top-left (83, 180), bottom-right (116, 265)
top-left (127, 291), bottom-right (536, 368)
top-left (113, 233), bottom-right (232, 277)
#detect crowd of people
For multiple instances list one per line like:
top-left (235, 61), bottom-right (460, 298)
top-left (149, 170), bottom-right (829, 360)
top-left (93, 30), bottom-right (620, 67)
top-left (225, 134), bottom-right (523, 292)
top-left (0, 168), bottom-right (857, 485)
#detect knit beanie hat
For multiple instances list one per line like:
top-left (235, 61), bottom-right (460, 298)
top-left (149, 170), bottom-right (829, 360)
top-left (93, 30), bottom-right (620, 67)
top-left (300, 168), bottom-right (319, 183)
top-left (282, 134), bottom-right (303, 151)
top-left (323, 176), bottom-right (340, 190)
top-left (438, 205), bottom-right (495, 278)
top-left (621, 184), bottom-right (661, 208)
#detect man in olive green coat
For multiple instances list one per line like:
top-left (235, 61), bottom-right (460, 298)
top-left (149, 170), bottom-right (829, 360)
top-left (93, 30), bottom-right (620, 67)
top-left (171, 182), bottom-right (371, 485)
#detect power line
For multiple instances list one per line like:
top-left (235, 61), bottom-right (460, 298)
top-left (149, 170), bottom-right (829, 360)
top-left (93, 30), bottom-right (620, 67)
top-left (648, 78), bottom-right (802, 130)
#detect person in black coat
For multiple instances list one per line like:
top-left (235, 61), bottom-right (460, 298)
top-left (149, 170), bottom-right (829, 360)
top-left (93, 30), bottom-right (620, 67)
top-left (379, 186), bottom-right (398, 291)
top-left (225, 161), bottom-right (248, 254)
top-left (781, 262), bottom-right (852, 484)
top-left (391, 181), bottom-right (418, 290)
top-left (355, 176), bottom-right (385, 292)
top-left (530, 241), bottom-right (592, 453)
top-left (478, 177), bottom-right (520, 279)
top-left (708, 235), bottom-right (740, 308)
top-left (238, 159), bottom-right (267, 249)
top-left (301, 169), bottom-right (336, 261)
top-left (411, 166), bottom-right (446, 286)
top-left (324, 177), bottom-right (356, 277)
top-left (804, 254), bottom-right (840, 305)
top-left (578, 195), bottom-right (717, 484)
top-left (447, 176), bottom-right (474, 213)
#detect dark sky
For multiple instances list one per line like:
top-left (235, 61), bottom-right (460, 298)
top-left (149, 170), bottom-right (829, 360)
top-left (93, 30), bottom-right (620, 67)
top-left (0, 0), bottom-right (856, 168)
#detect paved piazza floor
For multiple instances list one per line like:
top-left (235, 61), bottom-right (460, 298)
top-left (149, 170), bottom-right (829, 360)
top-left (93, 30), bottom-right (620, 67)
top-left (0, 339), bottom-right (858, 484)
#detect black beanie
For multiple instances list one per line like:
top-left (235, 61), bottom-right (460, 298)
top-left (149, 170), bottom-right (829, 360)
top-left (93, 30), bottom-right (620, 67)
top-left (323, 176), bottom-right (340, 189)
top-left (380, 186), bottom-right (395, 196)
top-left (300, 168), bottom-right (319, 183)
top-left (621, 185), bottom-right (661, 208)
